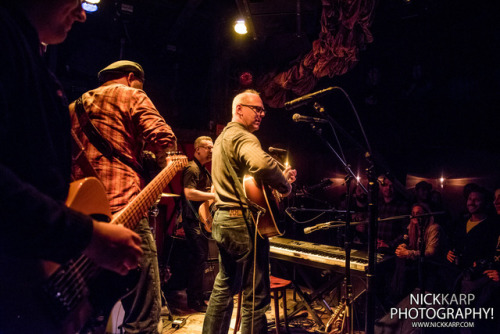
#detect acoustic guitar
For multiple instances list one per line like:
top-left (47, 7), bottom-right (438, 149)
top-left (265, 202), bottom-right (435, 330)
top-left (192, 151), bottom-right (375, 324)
top-left (0, 154), bottom-right (187, 334)
top-left (243, 175), bottom-right (285, 238)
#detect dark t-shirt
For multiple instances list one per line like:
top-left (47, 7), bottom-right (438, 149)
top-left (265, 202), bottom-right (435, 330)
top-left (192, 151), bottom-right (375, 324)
top-left (181, 158), bottom-right (211, 221)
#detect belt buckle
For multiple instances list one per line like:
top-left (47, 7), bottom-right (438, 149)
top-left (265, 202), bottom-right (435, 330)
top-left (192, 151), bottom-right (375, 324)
top-left (229, 209), bottom-right (242, 217)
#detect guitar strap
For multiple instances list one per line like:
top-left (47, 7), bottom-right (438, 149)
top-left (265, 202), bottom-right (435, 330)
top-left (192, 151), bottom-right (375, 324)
top-left (184, 193), bottom-right (201, 221)
top-left (70, 129), bottom-right (99, 179)
top-left (73, 96), bottom-right (145, 177)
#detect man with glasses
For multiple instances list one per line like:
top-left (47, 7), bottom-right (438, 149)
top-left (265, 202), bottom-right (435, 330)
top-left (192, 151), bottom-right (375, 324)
top-left (181, 136), bottom-right (215, 312)
top-left (203, 89), bottom-right (297, 334)
top-left (70, 60), bottom-right (177, 333)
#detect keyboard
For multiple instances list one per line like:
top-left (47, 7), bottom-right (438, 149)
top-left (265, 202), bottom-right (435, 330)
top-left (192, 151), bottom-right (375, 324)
top-left (270, 237), bottom-right (384, 272)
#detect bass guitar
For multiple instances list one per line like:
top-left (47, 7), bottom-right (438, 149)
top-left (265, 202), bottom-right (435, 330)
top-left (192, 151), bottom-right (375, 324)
top-left (0, 154), bottom-right (187, 334)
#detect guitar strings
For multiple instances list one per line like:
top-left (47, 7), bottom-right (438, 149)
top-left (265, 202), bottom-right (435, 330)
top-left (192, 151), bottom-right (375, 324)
top-left (45, 158), bottom-right (185, 313)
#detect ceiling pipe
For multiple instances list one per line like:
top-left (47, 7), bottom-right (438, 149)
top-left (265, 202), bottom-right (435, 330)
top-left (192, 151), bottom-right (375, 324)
top-left (296, 0), bottom-right (303, 37)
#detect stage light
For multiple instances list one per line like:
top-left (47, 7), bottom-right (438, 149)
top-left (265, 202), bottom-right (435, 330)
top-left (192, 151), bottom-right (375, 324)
top-left (82, 3), bottom-right (98, 12)
top-left (82, 0), bottom-right (99, 13)
top-left (234, 20), bottom-right (247, 35)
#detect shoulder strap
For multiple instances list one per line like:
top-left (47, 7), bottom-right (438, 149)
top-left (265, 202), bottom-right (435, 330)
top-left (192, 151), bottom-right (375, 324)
top-left (184, 195), bottom-right (201, 221)
top-left (70, 129), bottom-right (99, 179)
top-left (203, 166), bottom-right (212, 182)
top-left (73, 96), bottom-right (145, 176)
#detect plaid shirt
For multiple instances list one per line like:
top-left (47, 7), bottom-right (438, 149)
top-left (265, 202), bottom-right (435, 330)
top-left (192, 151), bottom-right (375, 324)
top-left (71, 83), bottom-right (177, 213)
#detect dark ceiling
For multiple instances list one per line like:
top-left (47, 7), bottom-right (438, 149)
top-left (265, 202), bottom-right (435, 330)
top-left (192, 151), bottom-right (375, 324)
top-left (52, 0), bottom-right (500, 185)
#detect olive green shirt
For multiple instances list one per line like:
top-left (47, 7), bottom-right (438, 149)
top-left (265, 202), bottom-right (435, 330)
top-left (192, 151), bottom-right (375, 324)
top-left (212, 122), bottom-right (290, 209)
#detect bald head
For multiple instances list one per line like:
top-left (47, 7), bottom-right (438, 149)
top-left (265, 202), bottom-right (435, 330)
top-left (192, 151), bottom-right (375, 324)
top-left (231, 89), bottom-right (265, 133)
top-left (232, 89), bottom-right (260, 117)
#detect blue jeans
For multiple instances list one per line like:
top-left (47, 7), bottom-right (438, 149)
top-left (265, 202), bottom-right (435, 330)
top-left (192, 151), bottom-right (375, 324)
top-left (202, 209), bottom-right (270, 334)
top-left (120, 218), bottom-right (162, 334)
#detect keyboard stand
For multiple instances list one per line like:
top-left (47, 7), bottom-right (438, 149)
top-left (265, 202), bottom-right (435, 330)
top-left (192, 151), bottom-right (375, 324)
top-left (274, 263), bottom-right (344, 330)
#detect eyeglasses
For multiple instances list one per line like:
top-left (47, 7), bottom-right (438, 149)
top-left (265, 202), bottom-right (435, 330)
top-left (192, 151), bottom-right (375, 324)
top-left (240, 104), bottom-right (266, 116)
top-left (198, 145), bottom-right (213, 150)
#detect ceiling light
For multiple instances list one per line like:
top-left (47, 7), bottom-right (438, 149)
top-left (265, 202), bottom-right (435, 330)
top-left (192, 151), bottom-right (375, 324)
top-left (85, 0), bottom-right (101, 4)
top-left (82, 2), bottom-right (98, 12)
top-left (234, 20), bottom-right (247, 35)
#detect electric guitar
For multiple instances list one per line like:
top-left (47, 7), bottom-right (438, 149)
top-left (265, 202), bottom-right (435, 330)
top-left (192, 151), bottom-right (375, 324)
top-left (198, 198), bottom-right (215, 233)
top-left (0, 154), bottom-right (187, 334)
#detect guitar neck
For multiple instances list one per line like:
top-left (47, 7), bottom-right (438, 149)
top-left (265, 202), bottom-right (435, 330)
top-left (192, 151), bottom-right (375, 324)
top-left (113, 155), bottom-right (186, 229)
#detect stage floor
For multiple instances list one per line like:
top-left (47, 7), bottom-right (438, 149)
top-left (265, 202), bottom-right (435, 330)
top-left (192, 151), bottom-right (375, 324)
top-left (159, 288), bottom-right (367, 334)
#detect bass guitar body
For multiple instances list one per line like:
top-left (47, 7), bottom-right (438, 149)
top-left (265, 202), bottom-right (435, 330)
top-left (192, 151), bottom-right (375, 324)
top-left (243, 176), bottom-right (285, 238)
top-left (0, 177), bottom-right (136, 334)
top-left (0, 155), bottom-right (187, 334)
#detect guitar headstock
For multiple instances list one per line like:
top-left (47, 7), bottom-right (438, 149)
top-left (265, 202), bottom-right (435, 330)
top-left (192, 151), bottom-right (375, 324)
top-left (165, 151), bottom-right (188, 170)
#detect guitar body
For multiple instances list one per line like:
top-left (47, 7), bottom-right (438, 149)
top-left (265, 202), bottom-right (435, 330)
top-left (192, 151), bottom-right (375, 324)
top-left (243, 176), bottom-right (285, 238)
top-left (0, 178), bottom-right (111, 333)
top-left (198, 199), bottom-right (214, 232)
top-left (0, 155), bottom-right (187, 334)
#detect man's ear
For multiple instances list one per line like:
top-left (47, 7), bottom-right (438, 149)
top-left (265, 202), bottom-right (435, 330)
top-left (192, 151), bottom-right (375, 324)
top-left (236, 105), bottom-right (243, 117)
top-left (126, 72), bottom-right (134, 86)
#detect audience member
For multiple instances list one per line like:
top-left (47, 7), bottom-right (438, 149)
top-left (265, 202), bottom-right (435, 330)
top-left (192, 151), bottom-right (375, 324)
top-left (377, 175), bottom-right (410, 253)
top-left (391, 203), bottom-right (445, 301)
top-left (413, 181), bottom-right (432, 205)
top-left (448, 187), bottom-right (500, 333)
top-left (447, 187), bottom-right (497, 270)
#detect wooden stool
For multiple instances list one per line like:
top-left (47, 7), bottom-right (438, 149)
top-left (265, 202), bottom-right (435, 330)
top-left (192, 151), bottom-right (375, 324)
top-left (234, 275), bottom-right (291, 334)
top-left (270, 275), bottom-right (291, 333)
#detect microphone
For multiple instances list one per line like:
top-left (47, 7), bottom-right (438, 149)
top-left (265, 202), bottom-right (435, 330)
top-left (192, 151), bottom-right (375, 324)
top-left (284, 87), bottom-right (336, 110)
top-left (303, 226), bottom-right (316, 234)
top-left (304, 221), bottom-right (333, 234)
top-left (292, 113), bottom-right (328, 124)
top-left (268, 147), bottom-right (287, 154)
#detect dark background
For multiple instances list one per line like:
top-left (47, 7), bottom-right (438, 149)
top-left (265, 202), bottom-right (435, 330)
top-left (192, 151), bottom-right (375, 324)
top-left (52, 0), bottom-right (500, 194)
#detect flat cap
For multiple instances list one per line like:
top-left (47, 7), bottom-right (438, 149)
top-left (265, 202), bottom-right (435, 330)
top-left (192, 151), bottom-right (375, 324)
top-left (98, 60), bottom-right (145, 82)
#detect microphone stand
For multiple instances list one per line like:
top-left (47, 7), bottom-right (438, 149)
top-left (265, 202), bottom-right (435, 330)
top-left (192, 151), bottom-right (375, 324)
top-left (341, 173), bottom-right (354, 334)
top-left (306, 102), bottom-right (361, 334)
top-left (314, 101), bottom-right (378, 334)
top-left (364, 152), bottom-right (378, 334)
